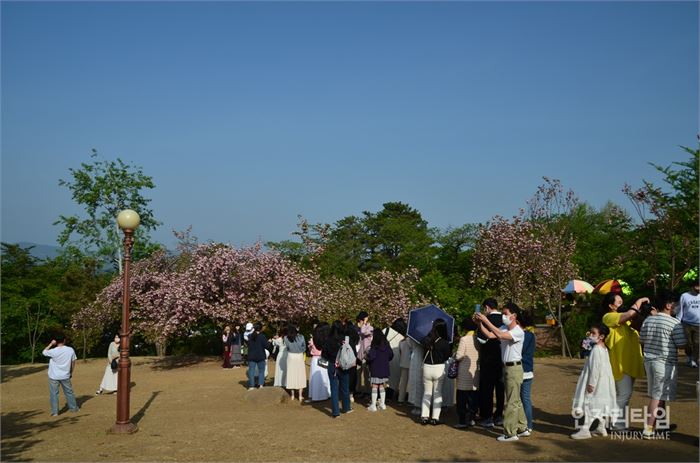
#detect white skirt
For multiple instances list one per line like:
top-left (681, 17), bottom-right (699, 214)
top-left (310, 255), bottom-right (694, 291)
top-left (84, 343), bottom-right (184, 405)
top-left (274, 347), bottom-right (288, 387)
top-left (308, 356), bottom-right (330, 401)
top-left (99, 363), bottom-right (118, 392)
top-left (285, 352), bottom-right (307, 389)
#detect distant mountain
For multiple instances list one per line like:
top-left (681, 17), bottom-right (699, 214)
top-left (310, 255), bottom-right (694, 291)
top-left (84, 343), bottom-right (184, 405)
top-left (12, 242), bottom-right (62, 260)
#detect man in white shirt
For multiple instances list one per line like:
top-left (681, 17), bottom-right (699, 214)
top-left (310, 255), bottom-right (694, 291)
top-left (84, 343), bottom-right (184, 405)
top-left (676, 281), bottom-right (700, 368)
top-left (42, 334), bottom-right (79, 416)
top-left (475, 302), bottom-right (528, 442)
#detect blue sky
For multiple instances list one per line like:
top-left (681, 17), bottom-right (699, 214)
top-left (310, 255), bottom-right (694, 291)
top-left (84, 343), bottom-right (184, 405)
top-left (2, 1), bottom-right (698, 249)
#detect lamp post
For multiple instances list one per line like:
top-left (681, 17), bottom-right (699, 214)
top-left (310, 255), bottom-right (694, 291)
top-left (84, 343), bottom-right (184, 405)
top-left (111, 209), bottom-right (140, 434)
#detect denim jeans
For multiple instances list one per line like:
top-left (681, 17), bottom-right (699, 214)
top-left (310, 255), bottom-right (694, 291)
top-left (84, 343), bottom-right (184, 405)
top-left (327, 362), bottom-right (351, 416)
top-left (521, 378), bottom-right (533, 429)
top-left (49, 378), bottom-right (78, 415)
top-left (247, 360), bottom-right (266, 387)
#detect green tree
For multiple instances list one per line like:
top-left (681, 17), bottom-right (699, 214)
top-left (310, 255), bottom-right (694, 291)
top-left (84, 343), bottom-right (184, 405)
top-left (623, 145), bottom-right (699, 293)
top-left (54, 149), bottom-right (161, 273)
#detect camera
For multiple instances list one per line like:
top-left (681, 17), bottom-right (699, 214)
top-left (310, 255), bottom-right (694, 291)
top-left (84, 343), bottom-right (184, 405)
top-left (638, 302), bottom-right (655, 319)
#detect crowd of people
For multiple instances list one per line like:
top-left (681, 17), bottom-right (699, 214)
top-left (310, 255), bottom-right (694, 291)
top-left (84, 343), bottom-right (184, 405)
top-left (39, 281), bottom-right (699, 444)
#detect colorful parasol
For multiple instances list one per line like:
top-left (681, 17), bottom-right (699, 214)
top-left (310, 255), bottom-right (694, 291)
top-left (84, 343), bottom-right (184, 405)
top-left (562, 279), bottom-right (595, 294)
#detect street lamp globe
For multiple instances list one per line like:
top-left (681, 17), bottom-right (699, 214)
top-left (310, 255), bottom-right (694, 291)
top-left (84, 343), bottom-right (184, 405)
top-left (117, 209), bottom-right (140, 230)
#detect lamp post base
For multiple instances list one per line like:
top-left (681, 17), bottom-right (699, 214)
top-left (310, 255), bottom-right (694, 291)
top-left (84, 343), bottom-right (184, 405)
top-left (109, 422), bottom-right (138, 434)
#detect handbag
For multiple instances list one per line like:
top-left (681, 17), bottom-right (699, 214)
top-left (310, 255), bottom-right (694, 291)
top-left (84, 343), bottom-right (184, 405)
top-left (446, 357), bottom-right (459, 379)
top-left (110, 358), bottom-right (118, 371)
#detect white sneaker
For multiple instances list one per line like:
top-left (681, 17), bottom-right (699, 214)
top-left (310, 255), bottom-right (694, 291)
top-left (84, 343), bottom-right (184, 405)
top-left (247, 387), bottom-right (255, 391)
top-left (592, 425), bottom-right (607, 437)
top-left (497, 435), bottom-right (519, 442)
top-left (367, 405), bottom-right (377, 412)
top-left (691, 360), bottom-right (698, 368)
top-left (350, 395), bottom-right (355, 403)
top-left (378, 403), bottom-right (386, 410)
top-left (517, 429), bottom-right (531, 437)
top-left (570, 429), bottom-right (592, 440)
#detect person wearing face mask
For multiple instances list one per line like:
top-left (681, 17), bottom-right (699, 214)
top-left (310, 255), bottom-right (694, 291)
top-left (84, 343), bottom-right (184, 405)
top-left (571, 324), bottom-right (616, 440)
top-left (474, 302), bottom-right (528, 442)
top-left (639, 294), bottom-right (687, 439)
top-left (600, 292), bottom-right (648, 431)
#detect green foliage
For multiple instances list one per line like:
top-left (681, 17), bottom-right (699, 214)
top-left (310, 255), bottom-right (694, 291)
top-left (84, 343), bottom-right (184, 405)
top-left (1, 244), bottom-right (110, 364)
top-left (54, 149), bottom-right (161, 272)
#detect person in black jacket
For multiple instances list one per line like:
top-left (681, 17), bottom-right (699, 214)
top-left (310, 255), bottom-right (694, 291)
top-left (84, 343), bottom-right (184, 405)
top-left (246, 322), bottom-right (268, 390)
top-left (323, 320), bottom-right (354, 417)
top-left (420, 318), bottom-right (451, 425)
top-left (344, 318), bottom-right (360, 402)
top-left (477, 298), bottom-right (505, 427)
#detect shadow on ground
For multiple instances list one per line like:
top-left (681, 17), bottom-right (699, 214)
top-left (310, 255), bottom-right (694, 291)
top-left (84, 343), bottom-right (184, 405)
top-left (148, 355), bottom-right (208, 371)
top-left (1, 410), bottom-right (79, 461)
top-left (0, 365), bottom-right (46, 383)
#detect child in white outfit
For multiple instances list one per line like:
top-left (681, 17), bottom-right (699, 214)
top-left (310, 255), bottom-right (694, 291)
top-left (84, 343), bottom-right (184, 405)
top-left (571, 323), bottom-right (617, 439)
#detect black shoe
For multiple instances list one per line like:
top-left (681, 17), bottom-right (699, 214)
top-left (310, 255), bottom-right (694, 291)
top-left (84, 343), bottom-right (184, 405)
top-left (420, 417), bottom-right (429, 425)
top-left (430, 419), bottom-right (440, 426)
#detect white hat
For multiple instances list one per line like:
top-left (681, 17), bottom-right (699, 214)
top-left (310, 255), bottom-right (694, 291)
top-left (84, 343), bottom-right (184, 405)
top-left (245, 322), bottom-right (254, 332)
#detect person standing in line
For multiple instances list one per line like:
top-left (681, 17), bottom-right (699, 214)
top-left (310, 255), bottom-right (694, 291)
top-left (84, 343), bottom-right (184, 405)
top-left (272, 326), bottom-right (288, 388)
top-left (601, 293), bottom-right (648, 430)
top-left (475, 303), bottom-right (528, 442)
top-left (397, 327), bottom-right (412, 404)
top-left (420, 318), bottom-right (451, 426)
top-left (383, 318), bottom-right (405, 401)
top-left (283, 324), bottom-right (307, 401)
top-left (519, 312), bottom-right (536, 434)
top-left (676, 281), bottom-right (699, 368)
top-left (221, 326), bottom-right (233, 369)
top-left (344, 318), bottom-right (360, 403)
top-left (407, 336), bottom-right (425, 415)
top-left (639, 295), bottom-right (687, 439)
top-left (246, 322), bottom-right (268, 390)
top-left (454, 318), bottom-right (480, 428)
top-left (571, 324), bottom-right (617, 440)
top-left (366, 329), bottom-right (394, 411)
top-left (323, 320), bottom-right (354, 418)
top-left (96, 334), bottom-right (120, 394)
top-left (356, 311), bottom-right (374, 398)
top-left (308, 323), bottom-right (331, 402)
top-left (229, 323), bottom-right (244, 368)
top-left (42, 334), bottom-right (79, 416)
top-left (476, 298), bottom-right (505, 428)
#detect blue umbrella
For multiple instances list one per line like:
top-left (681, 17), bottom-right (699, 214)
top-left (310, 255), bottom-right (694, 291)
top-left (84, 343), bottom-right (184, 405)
top-left (407, 304), bottom-right (455, 344)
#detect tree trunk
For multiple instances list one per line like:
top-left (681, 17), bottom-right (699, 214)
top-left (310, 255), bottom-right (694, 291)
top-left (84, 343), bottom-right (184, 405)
top-left (156, 340), bottom-right (166, 357)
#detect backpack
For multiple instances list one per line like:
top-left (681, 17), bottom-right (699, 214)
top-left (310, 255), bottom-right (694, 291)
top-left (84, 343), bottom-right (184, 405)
top-left (336, 336), bottom-right (357, 370)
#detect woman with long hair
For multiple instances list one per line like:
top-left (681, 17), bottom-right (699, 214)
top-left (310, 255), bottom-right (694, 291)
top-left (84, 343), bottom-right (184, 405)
top-left (283, 324), bottom-right (307, 401)
top-left (96, 334), bottom-right (120, 394)
top-left (222, 326), bottom-right (233, 369)
top-left (420, 318), bottom-right (451, 425)
top-left (308, 322), bottom-right (331, 402)
top-left (273, 325), bottom-right (288, 387)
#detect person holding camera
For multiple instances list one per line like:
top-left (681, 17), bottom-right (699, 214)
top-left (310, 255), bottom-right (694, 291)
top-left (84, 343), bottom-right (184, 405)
top-left (601, 293), bottom-right (648, 431)
top-left (42, 334), bottom-right (79, 416)
top-left (475, 303), bottom-right (529, 442)
top-left (639, 295), bottom-right (687, 439)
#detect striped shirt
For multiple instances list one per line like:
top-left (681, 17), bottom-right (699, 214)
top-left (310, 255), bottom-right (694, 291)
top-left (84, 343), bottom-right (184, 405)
top-left (639, 314), bottom-right (686, 363)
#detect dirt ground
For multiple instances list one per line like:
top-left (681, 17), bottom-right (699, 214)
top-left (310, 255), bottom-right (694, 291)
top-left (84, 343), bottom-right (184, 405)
top-left (2, 356), bottom-right (699, 462)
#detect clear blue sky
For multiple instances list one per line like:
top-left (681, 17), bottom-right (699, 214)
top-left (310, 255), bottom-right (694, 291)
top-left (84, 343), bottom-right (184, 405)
top-left (2, 1), bottom-right (698, 249)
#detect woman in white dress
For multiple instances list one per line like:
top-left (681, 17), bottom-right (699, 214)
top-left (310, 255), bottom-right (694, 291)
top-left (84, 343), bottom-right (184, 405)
top-left (308, 323), bottom-right (331, 402)
top-left (272, 326), bottom-right (288, 387)
top-left (407, 337), bottom-right (425, 415)
top-left (96, 334), bottom-right (120, 394)
top-left (283, 324), bottom-right (307, 401)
